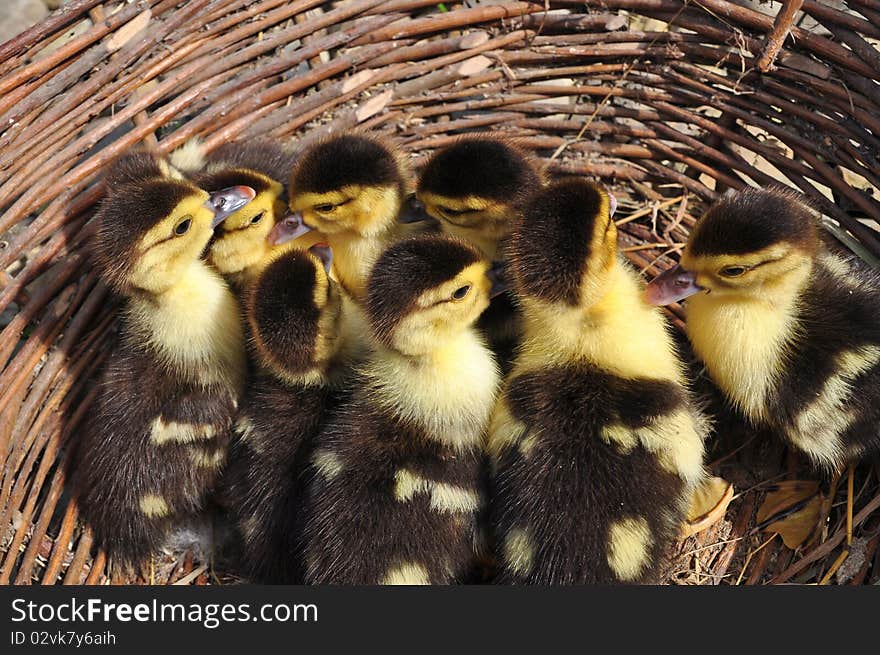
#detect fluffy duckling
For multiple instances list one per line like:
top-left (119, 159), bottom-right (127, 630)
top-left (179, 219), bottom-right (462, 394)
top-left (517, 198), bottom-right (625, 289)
top-left (645, 187), bottom-right (880, 470)
top-left (303, 235), bottom-right (500, 585)
top-left (272, 133), bottom-right (407, 302)
top-left (171, 138), bottom-right (319, 286)
top-left (416, 138), bottom-right (543, 371)
top-left (489, 179), bottom-right (706, 584)
top-left (415, 137), bottom-right (542, 261)
top-left (71, 152), bottom-right (252, 567)
top-left (221, 244), bottom-right (351, 583)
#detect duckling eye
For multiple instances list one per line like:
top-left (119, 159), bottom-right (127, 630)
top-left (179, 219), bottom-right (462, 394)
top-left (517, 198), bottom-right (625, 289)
top-left (250, 211), bottom-right (265, 225)
top-left (451, 285), bottom-right (471, 301)
top-left (440, 206), bottom-right (468, 217)
top-left (174, 216), bottom-right (192, 236)
top-left (719, 265), bottom-right (748, 278)
top-left (314, 203), bottom-right (336, 213)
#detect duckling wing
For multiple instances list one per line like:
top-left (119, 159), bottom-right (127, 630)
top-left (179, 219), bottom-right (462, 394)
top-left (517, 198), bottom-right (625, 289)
top-left (765, 256), bottom-right (880, 467)
top-left (70, 340), bottom-right (237, 566)
top-left (219, 373), bottom-right (335, 583)
top-left (303, 397), bottom-right (483, 585)
top-left (490, 364), bottom-right (701, 585)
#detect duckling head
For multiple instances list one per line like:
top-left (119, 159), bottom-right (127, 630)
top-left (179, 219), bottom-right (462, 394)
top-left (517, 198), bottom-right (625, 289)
top-left (246, 244), bottom-right (342, 383)
top-left (93, 176), bottom-right (253, 295)
top-left (283, 134), bottom-right (405, 239)
top-left (103, 149), bottom-right (182, 188)
top-left (508, 178), bottom-right (618, 312)
top-left (416, 137), bottom-right (542, 258)
top-left (204, 168), bottom-right (288, 275)
top-left (366, 235), bottom-right (490, 357)
top-left (644, 187), bottom-right (819, 306)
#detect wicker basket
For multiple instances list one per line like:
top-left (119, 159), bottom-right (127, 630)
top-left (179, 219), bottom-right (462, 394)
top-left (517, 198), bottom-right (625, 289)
top-left (2, 0), bottom-right (878, 585)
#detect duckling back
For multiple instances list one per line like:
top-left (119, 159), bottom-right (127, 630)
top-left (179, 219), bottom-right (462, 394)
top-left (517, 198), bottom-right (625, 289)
top-left (74, 320), bottom-right (241, 566)
top-left (489, 180), bottom-right (705, 584)
top-left (778, 253), bottom-right (880, 465)
top-left (220, 246), bottom-right (350, 583)
top-left (303, 235), bottom-right (500, 584)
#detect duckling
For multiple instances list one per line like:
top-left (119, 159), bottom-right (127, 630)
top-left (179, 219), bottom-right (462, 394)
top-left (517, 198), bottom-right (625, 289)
top-left (70, 152), bottom-right (253, 568)
top-left (645, 186), bottom-right (880, 470)
top-left (271, 133), bottom-right (408, 303)
top-left (489, 179), bottom-right (706, 584)
top-left (303, 235), bottom-right (500, 585)
top-left (415, 137), bottom-right (543, 371)
top-left (170, 138), bottom-right (320, 286)
top-left (415, 137), bottom-right (542, 261)
top-left (220, 244), bottom-right (355, 583)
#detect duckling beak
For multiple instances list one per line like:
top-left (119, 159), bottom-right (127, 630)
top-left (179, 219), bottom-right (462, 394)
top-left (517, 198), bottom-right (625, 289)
top-left (608, 192), bottom-right (617, 218)
top-left (399, 195), bottom-right (432, 223)
top-left (644, 264), bottom-right (704, 305)
top-left (309, 243), bottom-right (334, 274)
top-left (268, 212), bottom-right (312, 246)
top-left (206, 186), bottom-right (256, 227)
top-left (487, 261), bottom-right (512, 299)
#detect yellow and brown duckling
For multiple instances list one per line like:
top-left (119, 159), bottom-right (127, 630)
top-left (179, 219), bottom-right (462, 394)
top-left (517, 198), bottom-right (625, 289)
top-left (221, 244), bottom-right (353, 583)
top-left (271, 133), bottom-right (408, 303)
top-left (415, 137), bottom-right (543, 372)
top-left (71, 150), bottom-right (253, 567)
top-left (416, 136), bottom-right (542, 261)
top-left (645, 186), bottom-right (880, 470)
top-left (303, 234), bottom-right (500, 584)
top-left (171, 138), bottom-right (320, 287)
top-left (489, 179), bottom-right (706, 584)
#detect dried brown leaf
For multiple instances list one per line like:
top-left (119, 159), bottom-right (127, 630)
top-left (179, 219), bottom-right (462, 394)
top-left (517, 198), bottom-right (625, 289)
top-left (758, 481), bottom-right (824, 550)
top-left (766, 496), bottom-right (823, 549)
top-left (756, 480), bottom-right (819, 525)
top-left (681, 476), bottom-right (734, 537)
